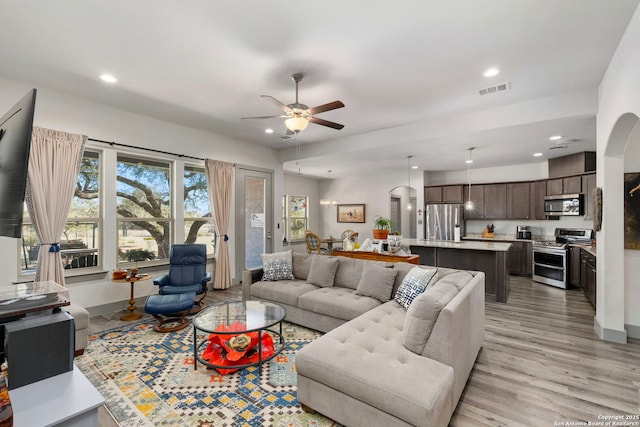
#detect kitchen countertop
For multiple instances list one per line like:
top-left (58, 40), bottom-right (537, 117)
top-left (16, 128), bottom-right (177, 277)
top-left (404, 238), bottom-right (512, 252)
top-left (571, 244), bottom-right (596, 257)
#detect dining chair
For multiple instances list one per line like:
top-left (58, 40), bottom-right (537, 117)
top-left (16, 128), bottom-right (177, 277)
top-left (341, 229), bottom-right (359, 241)
top-left (305, 230), bottom-right (328, 254)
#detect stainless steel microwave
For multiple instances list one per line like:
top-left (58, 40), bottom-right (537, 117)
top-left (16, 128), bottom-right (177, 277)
top-left (544, 194), bottom-right (583, 216)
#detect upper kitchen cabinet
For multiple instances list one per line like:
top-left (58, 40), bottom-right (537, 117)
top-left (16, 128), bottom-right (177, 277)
top-left (546, 176), bottom-right (582, 195)
top-left (463, 185), bottom-right (485, 219)
top-left (582, 173), bottom-right (596, 220)
top-left (507, 182), bottom-right (531, 219)
top-left (425, 185), bottom-right (464, 203)
top-left (483, 184), bottom-right (507, 219)
top-left (548, 151), bottom-right (596, 179)
top-left (530, 180), bottom-right (548, 220)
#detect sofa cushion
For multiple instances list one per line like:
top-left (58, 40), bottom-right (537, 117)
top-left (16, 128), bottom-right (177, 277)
top-left (354, 263), bottom-right (398, 302)
top-left (292, 252), bottom-right (313, 280)
top-left (394, 266), bottom-right (438, 310)
top-left (334, 257), bottom-right (392, 290)
top-left (295, 301), bottom-right (454, 427)
top-left (431, 270), bottom-right (475, 291)
top-left (307, 256), bottom-right (340, 287)
top-left (391, 262), bottom-right (418, 296)
top-left (251, 280), bottom-right (319, 307)
top-left (298, 287), bottom-right (381, 321)
top-left (260, 250), bottom-right (294, 281)
top-left (402, 281), bottom-right (459, 354)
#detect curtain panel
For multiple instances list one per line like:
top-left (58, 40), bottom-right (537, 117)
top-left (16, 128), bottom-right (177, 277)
top-left (205, 159), bottom-right (234, 289)
top-left (25, 126), bottom-right (86, 286)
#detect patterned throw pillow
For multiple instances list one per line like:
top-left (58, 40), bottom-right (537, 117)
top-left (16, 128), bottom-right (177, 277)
top-left (261, 250), bottom-right (295, 281)
top-left (394, 266), bottom-right (438, 310)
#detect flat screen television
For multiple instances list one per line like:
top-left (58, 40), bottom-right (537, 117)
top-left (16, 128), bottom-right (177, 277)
top-left (0, 89), bottom-right (37, 238)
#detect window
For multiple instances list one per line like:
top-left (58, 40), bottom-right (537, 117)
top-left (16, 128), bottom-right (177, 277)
top-left (184, 165), bottom-right (216, 256)
top-left (117, 155), bottom-right (171, 264)
top-left (21, 150), bottom-right (101, 274)
top-left (284, 195), bottom-right (308, 242)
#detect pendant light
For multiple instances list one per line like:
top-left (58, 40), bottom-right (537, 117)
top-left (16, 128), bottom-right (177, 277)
top-left (465, 147), bottom-right (475, 211)
top-left (407, 155), bottom-right (413, 210)
top-left (320, 170), bottom-right (338, 207)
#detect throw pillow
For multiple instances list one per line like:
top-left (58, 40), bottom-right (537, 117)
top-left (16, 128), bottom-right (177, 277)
top-left (260, 250), bottom-right (294, 281)
top-left (306, 256), bottom-right (340, 287)
top-left (394, 266), bottom-right (438, 310)
top-left (402, 281), bottom-right (459, 355)
top-left (354, 263), bottom-right (398, 302)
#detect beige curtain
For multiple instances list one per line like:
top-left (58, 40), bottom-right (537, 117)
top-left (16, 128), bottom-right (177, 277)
top-left (25, 126), bottom-right (86, 286)
top-left (205, 159), bottom-right (234, 289)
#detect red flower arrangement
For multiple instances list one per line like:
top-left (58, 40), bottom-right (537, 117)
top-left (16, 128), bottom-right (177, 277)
top-left (201, 321), bottom-right (275, 374)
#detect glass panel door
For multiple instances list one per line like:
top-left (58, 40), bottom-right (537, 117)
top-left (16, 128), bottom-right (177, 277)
top-left (235, 166), bottom-right (273, 279)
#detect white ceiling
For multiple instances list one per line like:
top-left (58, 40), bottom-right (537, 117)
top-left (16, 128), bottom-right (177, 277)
top-left (1, 0), bottom-right (638, 178)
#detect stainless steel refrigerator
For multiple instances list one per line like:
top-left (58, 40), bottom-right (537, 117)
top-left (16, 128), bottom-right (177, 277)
top-left (424, 204), bottom-right (465, 241)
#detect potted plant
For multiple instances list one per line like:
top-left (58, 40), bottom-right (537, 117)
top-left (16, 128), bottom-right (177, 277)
top-left (372, 216), bottom-right (393, 240)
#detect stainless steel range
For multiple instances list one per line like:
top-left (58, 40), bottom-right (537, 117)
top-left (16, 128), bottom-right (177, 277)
top-left (532, 228), bottom-right (593, 289)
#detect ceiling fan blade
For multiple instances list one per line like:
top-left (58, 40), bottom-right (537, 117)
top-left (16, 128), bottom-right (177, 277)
top-left (308, 100), bottom-right (345, 115)
top-left (261, 95), bottom-right (292, 113)
top-left (241, 115), bottom-right (286, 119)
top-left (309, 116), bottom-right (344, 130)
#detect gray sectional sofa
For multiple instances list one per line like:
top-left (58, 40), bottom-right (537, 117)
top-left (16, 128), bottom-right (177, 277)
top-left (242, 252), bottom-right (485, 427)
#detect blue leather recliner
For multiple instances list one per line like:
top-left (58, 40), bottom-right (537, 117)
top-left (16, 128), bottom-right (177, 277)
top-left (153, 244), bottom-right (211, 313)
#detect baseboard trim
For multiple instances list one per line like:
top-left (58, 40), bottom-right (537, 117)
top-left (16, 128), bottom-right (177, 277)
top-left (625, 324), bottom-right (640, 339)
top-left (594, 317), bottom-right (628, 343)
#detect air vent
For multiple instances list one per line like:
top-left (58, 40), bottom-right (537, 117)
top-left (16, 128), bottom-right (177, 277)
top-left (549, 145), bottom-right (568, 150)
top-left (477, 82), bottom-right (511, 96)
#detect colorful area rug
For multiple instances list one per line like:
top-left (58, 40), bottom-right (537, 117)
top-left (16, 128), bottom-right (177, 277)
top-left (75, 320), bottom-right (341, 426)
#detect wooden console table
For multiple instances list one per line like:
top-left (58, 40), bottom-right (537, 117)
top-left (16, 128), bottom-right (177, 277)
top-left (332, 251), bottom-right (419, 264)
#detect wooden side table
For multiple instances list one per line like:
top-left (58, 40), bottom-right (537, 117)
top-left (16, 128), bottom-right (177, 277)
top-left (112, 274), bottom-right (151, 321)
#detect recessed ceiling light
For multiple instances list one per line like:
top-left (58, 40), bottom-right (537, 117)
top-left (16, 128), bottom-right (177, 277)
top-left (99, 73), bottom-right (118, 83)
top-left (533, 152), bottom-right (543, 157)
top-left (265, 128), bottom-right (274, 134)
top-left (411, 165), bottom-right (418, 169)
top-left (465, 159), bottom-right (474, 164)
top-left (483, 67), bottom-right (500, 78)
top-left (549, 135), bottom-right (563, 141)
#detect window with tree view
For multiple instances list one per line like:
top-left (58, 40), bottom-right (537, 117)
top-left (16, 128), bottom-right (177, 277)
top-left (21, 150), bottom-right (101, 274)
top-left (117, 155), bottom-right (171, 264)
top-left (184, 165), bottom-right (216, 256)
top-left (286, 195), bottom-right (308, 242)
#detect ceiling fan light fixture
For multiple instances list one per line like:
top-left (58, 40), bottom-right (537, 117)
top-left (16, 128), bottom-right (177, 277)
top-left (285, 116), bottom-right (309, 132)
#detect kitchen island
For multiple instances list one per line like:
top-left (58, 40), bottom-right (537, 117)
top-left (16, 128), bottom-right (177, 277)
top-left (404, 238), bottom-right (512, 303)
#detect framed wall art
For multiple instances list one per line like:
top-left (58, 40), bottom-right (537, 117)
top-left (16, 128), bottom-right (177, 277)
top-left (337, 204), bottom-right (365, 223)
top-left (625, 172), bottom-right (640, 249)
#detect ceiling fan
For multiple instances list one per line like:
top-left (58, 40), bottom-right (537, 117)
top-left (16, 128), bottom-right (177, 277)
top-left (242, 73), bottom-right (345, 135)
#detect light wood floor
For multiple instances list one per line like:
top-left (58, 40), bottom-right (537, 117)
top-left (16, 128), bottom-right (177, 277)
top-left (90, 277), bottom-right (640, 426)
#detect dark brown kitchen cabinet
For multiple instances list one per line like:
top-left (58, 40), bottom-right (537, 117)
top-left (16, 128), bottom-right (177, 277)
top-left (507, 182), bottom-right (531, 219)
top-left (530, 180), bottom-right (548, 220)
top-left (563, 176), bottom-right (582, 194)
top-left (547, 176), bottom-right (582, 195)
top-left (507, 241), bottom-right (532, 276)
top-left (569, 246), bottom-right (581, 287)
top-left (580, 250), bottom-right (596, 309)
top-left (425, 187), bottom-right (443, 203)
top-left (483, 184), bottom-right (507, 219)
top-left (425, 185), bottom-right (464, 203)
top-left (463, 185), bottom-right (485, 219)
top-left (442, 185), bottom-right (464, 203)
top-left (582, 173), bottom-right (596, 220)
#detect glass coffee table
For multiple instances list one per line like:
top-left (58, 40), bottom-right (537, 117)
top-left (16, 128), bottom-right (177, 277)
top-left (192, 300), bottom-right (286, 374)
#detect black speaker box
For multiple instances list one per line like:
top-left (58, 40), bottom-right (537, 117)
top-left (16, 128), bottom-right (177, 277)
top-left (4, 310), bottom-right (74, 389)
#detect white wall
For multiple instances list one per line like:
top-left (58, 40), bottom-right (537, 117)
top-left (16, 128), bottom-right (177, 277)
top-left (596, 3), bottom-right (640, 340)
top-left (318, 169), bottom-right (425, 241)
top-left (0, 77), bottom-right (283, 311)
top-left (283, 173), bottom-right (322, 253)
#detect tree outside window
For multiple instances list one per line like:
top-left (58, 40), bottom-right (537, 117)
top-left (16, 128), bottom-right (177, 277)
top-left (285, 195), bottom-right (308, 242)
top-left (116, 155), bottom-right (171, 264)
top-left (184, 165), bottom-right (216, 256)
